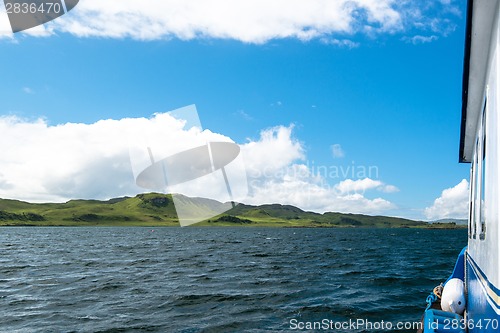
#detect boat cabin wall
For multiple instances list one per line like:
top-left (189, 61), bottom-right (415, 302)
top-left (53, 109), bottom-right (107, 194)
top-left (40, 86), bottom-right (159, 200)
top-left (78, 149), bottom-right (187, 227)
top-left (467, 8), bottom-right (500, 290)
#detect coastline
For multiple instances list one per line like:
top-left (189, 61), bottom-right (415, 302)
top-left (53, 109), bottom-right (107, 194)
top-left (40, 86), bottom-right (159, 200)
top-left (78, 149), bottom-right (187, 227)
top-left (0, 193), bottom-right (466, 228)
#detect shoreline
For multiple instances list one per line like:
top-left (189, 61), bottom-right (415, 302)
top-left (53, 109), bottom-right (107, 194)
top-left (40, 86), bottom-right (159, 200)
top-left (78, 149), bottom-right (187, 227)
top-left (0, 222), bottom-right (467, 229)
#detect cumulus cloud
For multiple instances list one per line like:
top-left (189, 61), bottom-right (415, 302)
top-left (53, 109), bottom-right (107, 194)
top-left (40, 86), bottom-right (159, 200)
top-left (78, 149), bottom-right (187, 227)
top-left (335, 178), bottom-right (398, 194)
top-left (0, 112), bottom-right (236, 202)
top-left (0, 0), bottom-right (460, 43)
top-left (424, 179), bottom-right (469, 220)
top-left (242, 125), bottom-right (304, 176)
top-left (241, 127), bottom-right (397, 214)
top-left (0, 115), bottom-right (398, 214)
top-left (244, 178), bottom-right (395, 214)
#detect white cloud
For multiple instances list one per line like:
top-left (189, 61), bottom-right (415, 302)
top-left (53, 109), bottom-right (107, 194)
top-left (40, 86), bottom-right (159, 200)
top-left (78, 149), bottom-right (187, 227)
top-left (50, 0), bottom-right (400, 43)
top-left (0, 172), bottom-right (13, 190)
top-left (0, 116), bottom-right (398, 215)
top-left (331, 144), bottom-right (345, 158)
top-left (0, 7), bottom-right (12, 39)
top-left (403, 35), bottom-right (438, 44)
top-left (241, 127), bottom-right (397, 214)
top-left (245, 178), bottom-right (395, 214)
top-left (22, 87), bottom-right (34, 94)
top-left (381, 184), bottom-right (399, 193)
top-left (424, 179), bottom-right (469, 220)
top-left (0, 113), bottom-right (235, 202)
top-left (0, 0), bottom-right (459, 43)
top-left (20, 24), bottom-right (54, 37)
top-left (241, 125), bottom-right (304, 176)
top-left (0, 5), bottom-right (54, 38)
top-left (438, 0), bottom-right (462, 16)
top-left (321, 38), bottom-right (360, 49)
top-left (335, 178), bottom-right (399, 194)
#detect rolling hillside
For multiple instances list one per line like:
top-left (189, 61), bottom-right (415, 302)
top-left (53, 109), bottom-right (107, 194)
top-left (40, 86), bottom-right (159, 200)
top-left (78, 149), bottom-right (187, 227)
top-left (0, 193), bottom-right (462, 228)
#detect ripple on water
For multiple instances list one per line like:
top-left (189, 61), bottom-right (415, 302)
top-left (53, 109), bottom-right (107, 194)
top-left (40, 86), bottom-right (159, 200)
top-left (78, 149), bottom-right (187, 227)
top-left (0, 227), bottom-right (466, 332)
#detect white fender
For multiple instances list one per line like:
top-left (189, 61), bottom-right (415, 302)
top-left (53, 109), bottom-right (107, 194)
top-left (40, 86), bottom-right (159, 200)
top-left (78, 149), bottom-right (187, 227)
top-left (441, 278), bottom-right (466, 315)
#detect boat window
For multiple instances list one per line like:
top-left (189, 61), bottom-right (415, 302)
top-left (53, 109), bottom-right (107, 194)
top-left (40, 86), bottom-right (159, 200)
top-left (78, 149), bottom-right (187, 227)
top-left (468, 155), bottom-right (475, 239)
top-left (479, 100), bottom-right (487, 240)
top-left (470, 96), bottom-right (487, 241)
top-left (470, 137), bottom-right (479, 239)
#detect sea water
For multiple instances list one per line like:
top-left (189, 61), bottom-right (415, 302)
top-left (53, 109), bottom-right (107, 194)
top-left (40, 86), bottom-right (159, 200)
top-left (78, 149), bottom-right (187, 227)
top-left (0, 227), bottom-right (466, 332)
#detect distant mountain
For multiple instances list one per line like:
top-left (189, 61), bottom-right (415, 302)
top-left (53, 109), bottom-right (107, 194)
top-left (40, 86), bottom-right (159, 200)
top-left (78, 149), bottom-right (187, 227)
top-left (431, 218), bottom-right (468, 225)
top-left (0, 193), bottom-right (464, 228)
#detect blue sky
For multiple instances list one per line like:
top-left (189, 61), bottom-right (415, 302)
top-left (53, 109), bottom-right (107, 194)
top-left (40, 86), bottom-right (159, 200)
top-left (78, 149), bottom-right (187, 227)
top-left (0, 0), bottom-right (471, 220)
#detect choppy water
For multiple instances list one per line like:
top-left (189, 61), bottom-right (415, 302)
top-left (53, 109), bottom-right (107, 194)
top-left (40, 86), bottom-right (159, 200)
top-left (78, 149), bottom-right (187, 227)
top-left (1, 227), bottom-right (466, 332)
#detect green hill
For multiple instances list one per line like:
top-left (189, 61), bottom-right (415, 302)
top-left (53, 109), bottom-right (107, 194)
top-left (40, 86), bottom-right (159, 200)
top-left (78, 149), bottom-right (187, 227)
top-left (0, 193), bottom-right (178, 226)
top-left (0, 193), bottom-right (463, 228)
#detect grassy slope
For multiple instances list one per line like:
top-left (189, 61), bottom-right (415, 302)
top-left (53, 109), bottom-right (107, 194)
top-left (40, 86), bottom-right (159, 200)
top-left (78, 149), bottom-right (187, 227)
top-left (0, 194), bottom-right (178, 226)
top-left (0, 193), bottom-right (463, 228)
